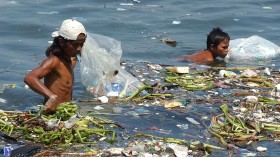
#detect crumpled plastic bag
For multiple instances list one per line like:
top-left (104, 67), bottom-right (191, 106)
top-left (225, 35), bottom-right (280, 62)
top-left (80, 33), bottom-right (143, 97)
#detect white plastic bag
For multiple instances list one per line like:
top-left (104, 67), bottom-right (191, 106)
top-left (225, 35), bottom-right (280, 62)
top-left (80, 33), bottom-right (143, 97)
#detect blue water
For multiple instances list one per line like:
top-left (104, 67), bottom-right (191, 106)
top-left (0, 0), bottom-right (280, 156)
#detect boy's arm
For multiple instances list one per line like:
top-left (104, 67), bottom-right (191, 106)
top-left (24, 55), bottom-right (59, 99)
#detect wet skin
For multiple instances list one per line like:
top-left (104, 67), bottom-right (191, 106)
top-left (24, 33), bottom-right (86, 113)
top-left (183, 39), bottom-right (229, 64)
top-left (211, 38), bottom-right (229, 59)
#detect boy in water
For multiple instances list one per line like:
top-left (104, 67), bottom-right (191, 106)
top-left (24, 19), bottom-right (87, 113)
top-left (183, 27), bottom-right (230, 63)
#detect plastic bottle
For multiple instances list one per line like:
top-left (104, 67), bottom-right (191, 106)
top-left (3, 144), bottom-right (20, 156)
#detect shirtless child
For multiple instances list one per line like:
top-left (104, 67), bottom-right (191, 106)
top-left (24, 19), bottom-right (87, 113)
top-left (183, 27), bottom-right (230, 63)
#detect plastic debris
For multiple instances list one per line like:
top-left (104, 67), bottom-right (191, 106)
top-left (47, 119), bottom-right (59, 129)
top-left (241, 70), bottom-right (258, 78)
top-left (219, 70), bottom-right (237, 78)
top-left (112, 107), bottom-right (122, 114)
top-left (107, 148), bottom-right (123, 155)
top-left (172, 21), bottom-right (181, 25)
top-left (270, 84), bottom-right (280, 98)
top-left (214, 81), bottom-right (230, 88)
top-left (94, 106), bottom-right (104, 110)
top-left (0, 98), bottom-right (7, 103)
top-left (132, 0), bottom-right (140, 3)
top-left (163, 101), bottom-right (182, 109)
top-left (244, 152), bottom-right (257, 156)
top-left (99, 137), bottom-right (106, 141)
top-left (80, 33), bottom-right (144, 97)
top-left (264, 67), bottom-right (271, 75)
top-left (64, 115), bottom-right (79, 129)
top-left (116, 8), bottom-right (126, 11)
top-left (0, 84), bottom-right (6, 94)
top-left (3, 145), bottom-right (13, 156)
top-left (135, 108), bottom-right (150, 115)
top-left (98, 96), bottom-right (109, 103)
top-left (120, 3), bottom-right (133, 6)
top-left (262, 6), bottom-right (272, 10)
top-left (245, 82), bottom-right (259, 87)
top-left (166, 66), bottom-right (189, 74)
top-left (227, 35), bottom-right (280, 61)
top-left (245, 96), bottom-right (258, 103)
top-left (186, 117), bottom-right (200, 125)
top-left (160, 38), bottom-right (177, 47)
top-left (256, 146), bottom-right (267, 152)
top-left (147, 64), bottom-right (162, 71)
top-left (166, 143), bottom-right (188, 157)
top-left (176, 124), bottom-right (189, 130)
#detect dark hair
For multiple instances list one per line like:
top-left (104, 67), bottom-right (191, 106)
top-left (206, 27), bottom-right (230, 49)
top-left (45, 36), bottom-right (68, 57)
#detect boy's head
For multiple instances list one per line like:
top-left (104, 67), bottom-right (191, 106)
top-left (46, 19), bottom-right (87, 57)
top-left (206, 27), bottom-right (230, 58)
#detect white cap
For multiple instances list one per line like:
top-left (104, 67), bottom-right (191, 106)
top-left (51, 19), bottom-right (86, 40)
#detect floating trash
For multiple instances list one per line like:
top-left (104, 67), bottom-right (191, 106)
top-left (172, 20), bottom-right (181, 25)
top-left (264, 67), bottom-right (271, 75)
top-left (0, 102), bottom-right (117, 148)
top-left (219, 70), bottom-right (237, 78)
top-left (98, 96), bottom-right (109, 103)
top-left (166, 143), bottom-right (188, 157)
top-left (270, 84), bottom-right (280, 98)
top-left (241, 69), bottom-right (258, 78)
top-left (256, 146), bottom-right (267, 152)
top-left (159, 37), bottom-right (177, 47)
top-left (245, 95), bottom-right (258, 103)
top-left (262, 6), bottom-right (272, 10)
top-left (162, 100), bottom-right (182, 109)
top-left (37, 11), bottom-right (59, 15)
top-left (186, 117), bottom-right (200, 125)
top-left (209, 104), bottom-right (280, 149)
top-left (116, 8), bottom-right (126, 11)
top-left (0, 98), bottom-right (7, 103)
top-left (176, 124), bottom-right (189, 130)
top-left (147, 64), bottom-right (162, 71)
top-left (120, 3), bottom-right (133, 6)
top-left (166, 66), bottom-right (189, 74)
top-left (93, 105), bottom-right (104, 110)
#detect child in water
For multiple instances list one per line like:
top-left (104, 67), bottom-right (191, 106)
top-left (24, 19), bottom-right (87, 113)
top-left (183, 27), bottom-right (230, 64)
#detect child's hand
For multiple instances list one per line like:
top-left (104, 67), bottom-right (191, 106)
top-left (44, 95), bottom-right (58, 114)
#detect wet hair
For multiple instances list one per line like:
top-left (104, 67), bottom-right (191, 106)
top-left (206, 27), bottom-right (230, 49)
top-left (46, 37), bottom-right (62, 57)
top-left (45, 36), bottom-right (69, 57)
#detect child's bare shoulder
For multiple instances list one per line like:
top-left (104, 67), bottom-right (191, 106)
top-left (41, 54), bottom-right (61, 68)
top-left (184, 50), bottom-right (214, 63)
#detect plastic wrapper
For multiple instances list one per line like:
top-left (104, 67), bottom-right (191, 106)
top-left (225, 35), bottom-right (280, 62)
top-left (80, 33), bottom-right (143, 97)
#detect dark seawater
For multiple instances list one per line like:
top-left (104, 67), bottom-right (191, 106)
top-left (0, 0), bottom-right (280, 156)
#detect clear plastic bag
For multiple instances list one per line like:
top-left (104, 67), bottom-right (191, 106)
top-left (80, 33), bottom-right (143, 97)
top-left (225, 35), bottom-right (280, 62)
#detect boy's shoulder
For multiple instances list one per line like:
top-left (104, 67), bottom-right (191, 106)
top-left (184, 50), bottom-right (214, 63)
top-left (47, 54), bottom-right (61, 62)
top-left (41, 54), bottom-right (63, 68)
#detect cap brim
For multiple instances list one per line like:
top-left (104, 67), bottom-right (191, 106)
top-left (51, 31), bottom-right (59, 38)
